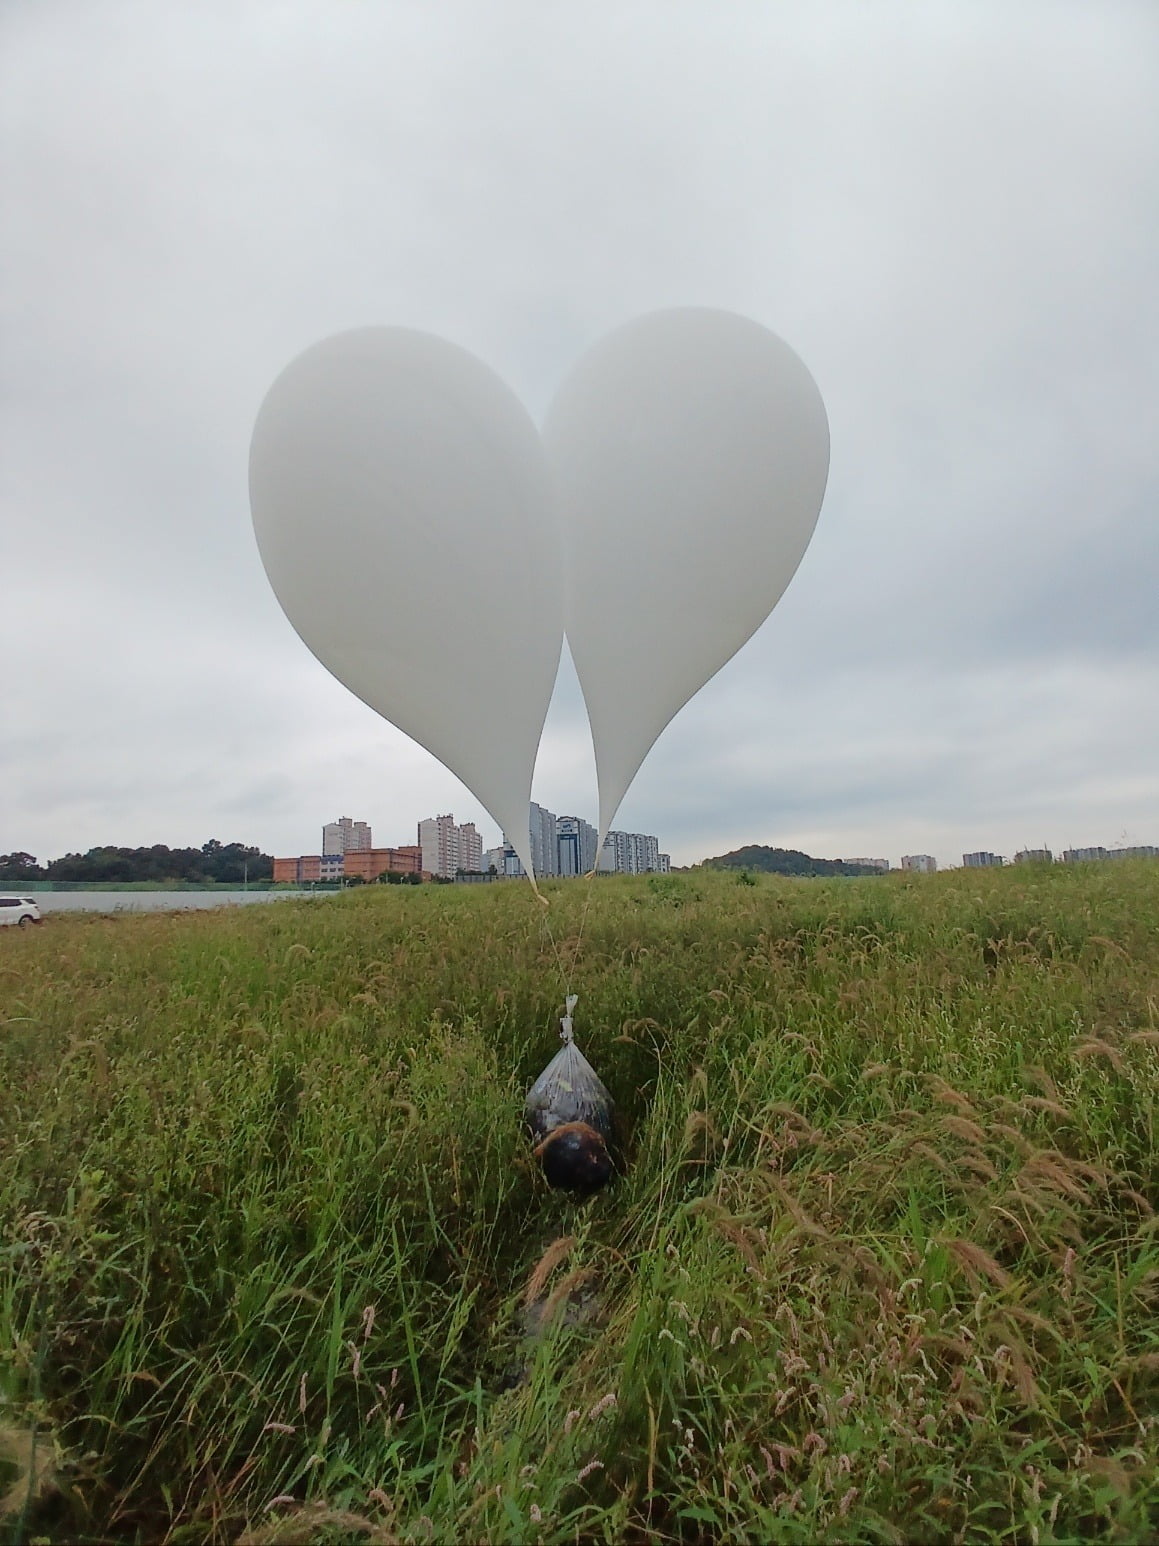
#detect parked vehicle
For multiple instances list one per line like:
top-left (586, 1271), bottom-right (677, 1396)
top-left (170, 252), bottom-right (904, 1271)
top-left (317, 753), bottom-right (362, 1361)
top-left (0, 896), bottom-right (41, 926)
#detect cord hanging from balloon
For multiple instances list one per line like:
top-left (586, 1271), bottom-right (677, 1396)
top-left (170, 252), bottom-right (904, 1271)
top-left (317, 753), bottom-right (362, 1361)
top-left (533, 860), bottom-right (600, 1013)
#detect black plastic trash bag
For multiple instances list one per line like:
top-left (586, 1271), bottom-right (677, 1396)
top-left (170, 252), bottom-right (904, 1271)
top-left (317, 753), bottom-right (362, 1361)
top-left (525, 1005), bottom-right (615, 1196)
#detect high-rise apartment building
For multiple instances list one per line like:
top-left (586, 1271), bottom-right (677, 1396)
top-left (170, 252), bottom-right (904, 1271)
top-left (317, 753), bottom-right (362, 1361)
top-left (557, 815), bottom-right (598, 876)
top-left (963, 851), bottom-right (1003, 868)
top-left (900, 855), bottom-right (937, 873)
top-left (418, 814), bottom-right (459, 878)
top-left (1014, 849), bottom-right (1053, 865)
top-left (501, 803), bottom-right (557, 879)
top-left (323, 817), bottom-right (371, 856)
top-left (417, 814), bottom-right (484, 877)
top-left (600, 830), bottom-right (667, 874)
top-left (528, 803), bottom-right (559, 878)
top-left (458, 822), bottom-right (483, 873)
top-left (844, 857), bottom-right (890, 873)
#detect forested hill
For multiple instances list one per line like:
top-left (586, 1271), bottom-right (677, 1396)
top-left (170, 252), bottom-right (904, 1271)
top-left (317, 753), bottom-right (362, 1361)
top-left (700, 845), bottom-right (886, 877)
top-left (0, 841), bottom-right (273, 886)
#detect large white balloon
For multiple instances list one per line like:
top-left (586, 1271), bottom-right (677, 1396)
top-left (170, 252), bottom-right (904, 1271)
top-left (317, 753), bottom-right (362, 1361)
top-left (542, 308), bottom-right (830, 844)
top-left (249, 327), bottom-right (561, 880)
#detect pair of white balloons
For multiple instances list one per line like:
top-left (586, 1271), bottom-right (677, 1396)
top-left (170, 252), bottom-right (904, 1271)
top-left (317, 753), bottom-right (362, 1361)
top-left (249, 308), bottom-right (830, 881)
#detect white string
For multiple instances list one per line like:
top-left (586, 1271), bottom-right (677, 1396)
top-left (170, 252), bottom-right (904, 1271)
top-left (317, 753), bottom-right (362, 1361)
top-left (534, 862), bottom-right (600, 1042)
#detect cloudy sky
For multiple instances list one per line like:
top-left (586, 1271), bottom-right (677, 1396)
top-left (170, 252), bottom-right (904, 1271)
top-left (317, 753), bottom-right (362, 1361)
top-left (3, 1), bottom-right (1157, 870)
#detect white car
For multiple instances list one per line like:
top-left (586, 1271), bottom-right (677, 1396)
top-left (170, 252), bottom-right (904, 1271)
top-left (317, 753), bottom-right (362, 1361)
top-left (0, 896), bottom-right (42, 926)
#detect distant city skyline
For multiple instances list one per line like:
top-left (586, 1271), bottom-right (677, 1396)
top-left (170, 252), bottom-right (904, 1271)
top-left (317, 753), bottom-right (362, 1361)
top-left (267, 809), bottom-right (1158, 881)
top-left (13, 813), bottom-right (1156, 883)
top-left (270, 805), bottom-right (674, 880)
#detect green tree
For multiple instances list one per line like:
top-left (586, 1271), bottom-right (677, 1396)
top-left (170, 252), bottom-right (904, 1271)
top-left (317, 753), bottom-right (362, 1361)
top-left (0, 851), bottom-right (44, 885)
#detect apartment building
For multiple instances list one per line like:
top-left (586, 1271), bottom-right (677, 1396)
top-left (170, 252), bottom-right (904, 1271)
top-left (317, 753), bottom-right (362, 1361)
top-left (418, 815), bottom-right (457, 878)
top-left (322, 817), bottom-right (372, 856)
top-left (900, 854), bottom-right (937, 873)
top-left (418, 814), bottom-right (485, 877)
top-left (528, 803), bottom-right (559, 878)
top-left (557, 815), bottom-right (599, 876)
top-left (600, 830), bottom-right (669, 874)
top-left (458, 822), bottom-right (483, 874)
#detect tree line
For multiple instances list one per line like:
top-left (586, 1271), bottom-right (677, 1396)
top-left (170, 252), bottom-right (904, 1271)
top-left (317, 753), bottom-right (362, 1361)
top-left (0, 841), bottom-right (274, 887)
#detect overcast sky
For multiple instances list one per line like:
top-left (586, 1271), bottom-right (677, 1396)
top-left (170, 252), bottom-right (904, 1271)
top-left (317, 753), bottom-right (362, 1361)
top-left (3, 1), bottom-right (1157, 870)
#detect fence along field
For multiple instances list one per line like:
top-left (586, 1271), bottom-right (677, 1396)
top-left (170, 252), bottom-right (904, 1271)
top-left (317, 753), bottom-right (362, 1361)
top-left (1, 863), bottom-right (1157, 1543)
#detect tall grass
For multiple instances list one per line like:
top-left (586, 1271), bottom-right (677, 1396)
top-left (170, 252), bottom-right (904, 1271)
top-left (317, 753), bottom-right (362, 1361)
top-left (2, 864), bottom-right (1157, 1542)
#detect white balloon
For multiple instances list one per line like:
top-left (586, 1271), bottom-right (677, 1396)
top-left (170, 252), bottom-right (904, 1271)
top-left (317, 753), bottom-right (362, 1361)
top-left (542, 308), bottom-right (830, 843)
top-left (249, 327), bottom-right (561, 880)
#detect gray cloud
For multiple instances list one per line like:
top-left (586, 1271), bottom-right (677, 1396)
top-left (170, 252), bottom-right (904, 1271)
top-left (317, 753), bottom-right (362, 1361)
top-left (2, 0), bottom-right (1157, 868)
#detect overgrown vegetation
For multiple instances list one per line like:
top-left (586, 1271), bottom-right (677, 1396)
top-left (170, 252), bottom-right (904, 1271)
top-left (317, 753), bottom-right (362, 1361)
top-left (2, 863), bottom-right (1157, 1543)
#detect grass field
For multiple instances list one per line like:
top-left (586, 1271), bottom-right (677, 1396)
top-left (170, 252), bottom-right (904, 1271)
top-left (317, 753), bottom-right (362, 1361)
top-left (2, 864), bottom-right (1158, 1543)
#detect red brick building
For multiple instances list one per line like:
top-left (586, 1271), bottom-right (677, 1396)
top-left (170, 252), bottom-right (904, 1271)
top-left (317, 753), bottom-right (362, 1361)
top-left (343, 846), bottom-right (423, 882)
top-left (273, 846), bottom-right (426, 884)
top-left (272, 855), bottom-right (325, 884)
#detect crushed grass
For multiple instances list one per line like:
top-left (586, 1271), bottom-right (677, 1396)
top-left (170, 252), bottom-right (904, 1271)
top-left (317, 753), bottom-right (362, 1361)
top-left (1, 862), bottom-right (1158, 1542)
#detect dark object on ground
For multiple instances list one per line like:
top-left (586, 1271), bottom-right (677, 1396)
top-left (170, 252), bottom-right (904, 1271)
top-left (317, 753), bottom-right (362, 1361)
top-left (498, 1267), bottom-right (603, 1389)
top-left (534, 1121), bottom-right (614, 1196)
top-left (525, 1035), bottom-right (615, 1196)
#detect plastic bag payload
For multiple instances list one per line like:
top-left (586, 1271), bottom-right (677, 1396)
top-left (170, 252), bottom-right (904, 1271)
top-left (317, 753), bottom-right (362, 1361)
top-left (525, 1009), bottom-right (615, 1196)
